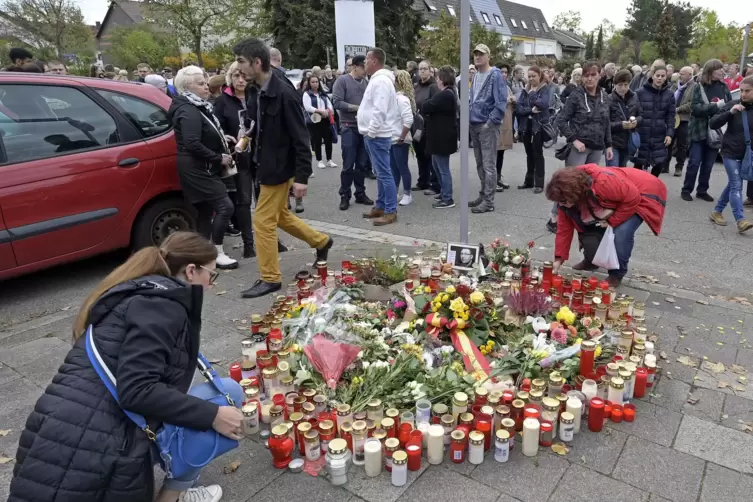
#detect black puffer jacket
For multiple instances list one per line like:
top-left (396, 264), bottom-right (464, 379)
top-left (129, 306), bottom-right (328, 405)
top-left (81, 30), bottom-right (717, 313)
top-left (9, 276), bottom-right (218, 502)
top-left (634, 80), bottom-right (676, 166)
top-left (710, 101), bottom-right (753, 161)
top-left (608, 89), bottom-right (643, 150)
top-left (556, 86), bottom-right (612, 150)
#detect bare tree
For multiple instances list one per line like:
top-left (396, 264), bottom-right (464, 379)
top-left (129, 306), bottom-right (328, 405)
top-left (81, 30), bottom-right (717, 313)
top-left (0, 0), bottom-right (90, 56)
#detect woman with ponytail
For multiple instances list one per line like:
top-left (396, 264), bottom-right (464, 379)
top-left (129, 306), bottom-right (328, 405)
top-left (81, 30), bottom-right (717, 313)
top-left (9, 232), bottom-right (242, 502)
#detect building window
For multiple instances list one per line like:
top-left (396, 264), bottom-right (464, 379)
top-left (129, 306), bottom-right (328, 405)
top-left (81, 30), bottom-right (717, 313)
top-left (481, 12), bottom-right (491, 24)
top-left (447, 5), bottom-right (455, 16)
top-left (493, 14), bottom-right (503, 25)
top-left (542, 23), bottom-right (549, 32)
top-left (423, 0), bottom-right (437, 11)
top-left (533, 20), bottom-right (539, 30)
top-left (521, 20), bottom-right (528, 29)
top-left (510, 18), bottom-right (517, 27)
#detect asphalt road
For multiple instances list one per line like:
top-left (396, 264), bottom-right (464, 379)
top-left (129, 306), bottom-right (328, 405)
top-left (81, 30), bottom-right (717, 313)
top-left (301, 141), bottom-right (753, 299)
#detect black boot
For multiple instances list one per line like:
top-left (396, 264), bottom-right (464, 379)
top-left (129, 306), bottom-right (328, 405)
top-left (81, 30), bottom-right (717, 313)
top-left (278, 240), bottom-right (288, 253)
top-left (315, 237), bottom-right (334, 263)
top-left (339, 197), bottom-right (350, 210)
top-left (241, 280), bottom-right (281, 299)
top-left (243, 243), bottom-right (256, 259)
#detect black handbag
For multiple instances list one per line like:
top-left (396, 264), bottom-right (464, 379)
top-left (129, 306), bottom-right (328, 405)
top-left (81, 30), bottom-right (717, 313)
top-left (555, 142), bottom-right (572, 161)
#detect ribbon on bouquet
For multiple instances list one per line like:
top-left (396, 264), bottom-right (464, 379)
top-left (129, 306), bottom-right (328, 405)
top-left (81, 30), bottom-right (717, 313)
top-left (425, 313), bottom-right (447, 338)
top-left (448, 318), bottom-right (491, 378)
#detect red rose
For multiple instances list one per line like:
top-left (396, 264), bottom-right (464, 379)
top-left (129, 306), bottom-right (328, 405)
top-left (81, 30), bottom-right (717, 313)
top-left (527, 240), bottom-right (535, 248)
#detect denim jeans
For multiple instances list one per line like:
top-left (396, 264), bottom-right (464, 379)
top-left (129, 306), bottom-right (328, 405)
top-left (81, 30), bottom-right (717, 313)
top-left (365, 136), bottom-right (397, 214)
top-left (157, 377), bottom-right (244, 491)
top-left (611, 214), bottom-right (644, 279)
top-left (339, 127), bottom-right (367, 200)
top-left (470, 123), bottom-right (499, 206)
top-left (606, 148), bottom-right (629, 167)
top-left (432, 154), bottom-right (453, 202)
top-left (682, 141), bottom-right (717, 195)
top-left (390, 142), bottom-right (411, 195)
top-left (714, 158), bottom-right (745, 221)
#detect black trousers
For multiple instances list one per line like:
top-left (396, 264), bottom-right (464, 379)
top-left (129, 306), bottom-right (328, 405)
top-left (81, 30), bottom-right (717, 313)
top-left (578, 225), bottom-right (607, 264)
top-left (522, 130), bottom-right (545, 188)
top-left (307, 121), bottom-right (333, 161)
top-left (496, 150), bottom-right (505, 178)
top-left (413, 138), bottom-right (440, 191)
top-left (227, 153), bottom-right (255, 245)
top-left (633, 163), bottom-right (663, 178)
top-left (672, 121), bottom-right (689, 169)
top-left (748, 181), bottom-right (753, 200)
top-left (195, 195), bottom-right (234, 245)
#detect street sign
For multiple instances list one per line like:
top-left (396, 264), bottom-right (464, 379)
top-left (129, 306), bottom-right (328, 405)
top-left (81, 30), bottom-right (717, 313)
top-left (343, 45), bottom-right (370, 59)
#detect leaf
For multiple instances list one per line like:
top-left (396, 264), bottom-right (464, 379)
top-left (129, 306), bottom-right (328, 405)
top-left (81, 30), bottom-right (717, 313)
top-left (722, 414), bottom-right (729, 420)
top-left (551, 443), bottom-right (570, 455)
top-left (0, 429), bottom-right (10, 437)
top-left (676, 356), bottom-right (697, 368)
top-left (704, 361), bottom-right (726, 374)
top-left (216, 291), bottom-right (227, 296)
top-left (446, 370), bottom-right (458, 382)
top-left (686, 395), bottom-right (700, 405)
top-left (735, 385), bottom-right (747, 392)
top-left (667, 271), bottom-right (680, 278)
top-left (223, 460), bottom-right (241, 474)
top-left (0, 456), bottom-right (13, 464)
top-left (659, 351), bottom-right (669, 361)
top-left (718, 381), bottom-right (729, 389)
top-left (581, 455), bottom-right (587, 464)
top-left (731, 364), bottom-right (747, 374)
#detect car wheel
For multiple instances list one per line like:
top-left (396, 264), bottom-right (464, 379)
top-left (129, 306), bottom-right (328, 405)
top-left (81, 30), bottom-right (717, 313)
top-left (132, 198), bottom-right (195, 250)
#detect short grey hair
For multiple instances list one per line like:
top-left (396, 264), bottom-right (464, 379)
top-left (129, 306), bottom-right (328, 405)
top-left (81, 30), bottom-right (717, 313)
top-left (269, 47), bottom-right (282, 66)
top-left (174, 65), bottom-right (204, 94)
top-left (226, 61), bottom-right (240, 87)
top-left (631, 65), bottom-right (642, 75)
top-left (570, 67), bottom-right (582, 77)
top-left (605, 62), bottom-right (615, 71)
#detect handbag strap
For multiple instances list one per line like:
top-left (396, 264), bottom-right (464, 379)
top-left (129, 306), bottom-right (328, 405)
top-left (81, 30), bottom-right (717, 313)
top-left (84, 325), bottom-right (234, 440)
top-left (743, 110), bottom-right (751, 147)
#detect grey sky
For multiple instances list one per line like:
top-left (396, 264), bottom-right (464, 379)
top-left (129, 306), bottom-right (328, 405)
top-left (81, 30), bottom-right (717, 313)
top-left (78, 0), bottom-right (744, 33)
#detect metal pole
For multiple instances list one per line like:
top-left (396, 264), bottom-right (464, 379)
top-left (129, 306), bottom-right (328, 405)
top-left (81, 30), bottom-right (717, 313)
top-left (459, 0), bottom-right (470, 244)
top-left (740, 23), bottom-right (751, 72)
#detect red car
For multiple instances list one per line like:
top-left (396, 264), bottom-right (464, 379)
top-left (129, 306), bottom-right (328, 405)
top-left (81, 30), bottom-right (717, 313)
top-left (0, 73), bottom-right (195, 281)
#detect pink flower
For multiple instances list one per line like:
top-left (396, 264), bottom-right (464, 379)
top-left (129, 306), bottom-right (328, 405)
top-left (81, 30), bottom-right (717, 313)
top-left (490, 241), bottom-right (499, 249)
top-left (588, 328), bottom-right (602, 338)
top-left (581, 317), bottom-right (593, 328)
top-left (551, 327), bottom-right (568, 344)
top-left (386, 310), bottom-right (395, 321)
top-left (393, 300), bottom-right (406, 309)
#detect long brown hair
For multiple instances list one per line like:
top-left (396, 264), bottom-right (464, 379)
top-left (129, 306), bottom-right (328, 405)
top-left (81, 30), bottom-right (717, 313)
top-left (72, 232), bottom-right (217, 339)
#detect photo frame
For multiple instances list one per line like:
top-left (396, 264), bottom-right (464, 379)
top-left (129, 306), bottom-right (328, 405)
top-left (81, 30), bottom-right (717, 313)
top-left (446, 242), bottom-right (480, 271)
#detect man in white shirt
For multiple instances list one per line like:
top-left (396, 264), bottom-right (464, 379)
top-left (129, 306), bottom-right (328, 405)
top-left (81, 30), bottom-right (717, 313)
top-left (358, 47), bottom-right (399, 226)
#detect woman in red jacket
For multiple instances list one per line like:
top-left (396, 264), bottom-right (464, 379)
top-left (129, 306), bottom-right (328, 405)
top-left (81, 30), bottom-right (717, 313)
top-left (545, 164), bottom-right (667, 287)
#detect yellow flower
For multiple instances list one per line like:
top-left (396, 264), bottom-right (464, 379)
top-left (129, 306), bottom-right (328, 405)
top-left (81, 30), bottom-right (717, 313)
top-left (424, 286), bottom-right (432, 294)
top-left (595, 345), bottom-right (602, 358)
top-left (432, 304), bottom-right (439, 312)
top-left (556, 306), bottom-right (576, 326)
top-left (450, 297), bottom-right (468, 313)
top-left (532, 349), bottom-right (549, 360)
top-left (462, 312), bottom-right (469, 321)
top-left (442, 293), bottom-right (450, 303)
top-left (574, 338), bottom-right (583, 346)
top-left (445, 285), bottom-right (456, 294)
top-left (470, 291), bottom-right (485, 304)
top-left (488, 340), bottom-right (496, 347)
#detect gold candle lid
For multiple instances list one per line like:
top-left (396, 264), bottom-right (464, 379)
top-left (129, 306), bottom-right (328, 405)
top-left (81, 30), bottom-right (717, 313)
top-left (512, 399), bottom-right (525, 409)
top-left (297, 421), bottom-right (312, 433)
top-left (501, 417), bottom-right (516, 428)
top-left (475, 386), bottom-right (489, 397)
top-left (453, 392), bottom-right (469, 404)
top-left (367, 398), bottom-right (382, 409)
top-left (270, 405), bottom-right (284, 416)
top-left (451, 430), bottom-right (465, 441)
top-left (381, 417), bottom-right (395, 429)
top-left (289, 411), bottom-right (304, 422)
top-left (372, 429), bottom-right (387, 441)
top-left (440, 414), bottom-right (455, 426)
top-left (542, 397), bottom-right (559, 411)
top-left (304, 429), bottom-right (320, 441)
top-left (319, 420), bottom-right (335, 432)
top-left (242, 403), bottom-right (258, 415)
top-left (469, 431), bottom-right (484, 444)
top-left (495, 404), bottom-right (511, 416)
top-left (386, 408), bottom-right (400, 419)
top-left (385, 437), bottom-right (400, 450)
top-left (352, 420), bottom-right (367, 432)
top-left (560, 412), bottom-right (574, 424)
top-left (339, 421), bottom-right (353, 433)
top-left (432, 403), bottom-right (449, 415)
top-left (272, 424), bottom-right (289, 437)
top-left (302, 402), bottom-right (316, 414)
top-left (610, 377), bottom-right (625, 389)
top-left (459, 412), bottom-right (475, 424)
top-left (495, 429), bottom-right (510, 441)
top-left (328, 438), bottom-right (348, 455)
top-left (336, 403), bottom-right (351, 415)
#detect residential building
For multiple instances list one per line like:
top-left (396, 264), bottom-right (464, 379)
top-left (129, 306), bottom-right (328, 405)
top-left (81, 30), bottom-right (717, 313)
top-left (496, 0), bottom-right (557, 60)
top-left (414, 0), bottom-right (512, 39)
top-left (95, 1), bottom-right (148, 63)
top-left (553, 29), bottom-right (586, 60)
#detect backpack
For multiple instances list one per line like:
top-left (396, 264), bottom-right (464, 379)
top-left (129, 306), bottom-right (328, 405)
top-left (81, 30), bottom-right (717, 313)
top-left (411, 112), bottom-right (424, 142)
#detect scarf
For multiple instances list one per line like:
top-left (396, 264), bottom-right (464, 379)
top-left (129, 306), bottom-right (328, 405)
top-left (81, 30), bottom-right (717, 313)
top-left (674, 81), bottom-right (689, 104)
top-left (181, 91), bottom-right (229, 152)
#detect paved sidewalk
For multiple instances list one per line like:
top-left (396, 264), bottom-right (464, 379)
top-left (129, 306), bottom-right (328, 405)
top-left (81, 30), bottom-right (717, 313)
top-left (1, 239), bottom-right (753, 501)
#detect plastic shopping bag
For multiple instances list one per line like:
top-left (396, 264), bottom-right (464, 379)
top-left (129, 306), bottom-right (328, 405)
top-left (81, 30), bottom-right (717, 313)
top-left (592, 226), bottom-right (619, 270)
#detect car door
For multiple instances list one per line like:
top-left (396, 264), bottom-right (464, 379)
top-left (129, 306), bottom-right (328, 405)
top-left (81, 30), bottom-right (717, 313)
top-left (0, 81), bottom-right (154, 266)
top-left (0, 206), bottom-right (17, 272)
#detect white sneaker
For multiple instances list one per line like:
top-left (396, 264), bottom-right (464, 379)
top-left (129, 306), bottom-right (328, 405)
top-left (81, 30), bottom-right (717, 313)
top-left (179, 485), bottom-right (222, 502)
top-left (326, 160), bottom-right (337, 168)
top-left (215, 245), bottom-right (239, 270)
top-left (399, 194), bottom-right (412, 206)
top-left (317, 160), bottom-right (326, 169)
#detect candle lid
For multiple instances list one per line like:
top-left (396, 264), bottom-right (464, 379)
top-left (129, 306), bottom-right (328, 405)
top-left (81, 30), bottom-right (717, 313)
top-left (581, 340), bottom-right (596, 350)
top-left (480, 405), bottom-right (494, 416)
top-left (328, 438), bottom-right (348, 455)
top-left (453, 392), bottom-right (468, 403)
top-left (495, 429), bottom-right (510, 441)
top-left (495, 405), bottom-right (511, 415)
top-left (304, 429), bottom-right (319, 441)
top-left (339, 421), bottom-right (353, 432)
top-left (459, 412), bottom-right (475, 423)
top-left (242, 403), bottom-right (258, 415)
top-left (372, 429), bottom-right (387, 441)
top-left (352, 420), bottom-right (367, 432)
top-left (560, 412), bottom-right (574, 423)
top-left (277, 361), bottom-right (290, 373)
top-left (451, 430), bottom-right (465, 441)
top-left (501, 418), bottom-right (516, 428)
top-left (381, 417), bottom-right (395, 429)
top-left (432, 403), bottom-right (448, 414)
top-left (244, 387), bottom-right (259, 398)
top-left (319, 420), bottom-right (335, 432)
top-left (336, 403), bottom-right (351, 414)
top-left (610, 377), bottom-right (625, 389)
top-left (440, 414), bottom-right (455, 426)
top-left (270, 405), bottom-right (284, 416)
top-left (271, 424), bottom-right (289, 437)
top-left (392, 450), bottom-right (408, 464)
top-left (385, 438), bottom-right (400, 449)
top-left (512, 399), bottom-right (525, 409)
top-left (475, 387), bottom-right (489, 396)
top-left (367, 398), bottom-right (382, 408)
top-left (542, 397), bottom-right (559, 410)
top-left (386, 408), bottom-right (400, 418)
top-left (468, 430), bottom-right (484, 442)
top-left (313, 394), bottom-right (326, 404)
top-left (289, 412), bottom-right (303, 422)
top-left (302, 402), bottom-right (316, 413)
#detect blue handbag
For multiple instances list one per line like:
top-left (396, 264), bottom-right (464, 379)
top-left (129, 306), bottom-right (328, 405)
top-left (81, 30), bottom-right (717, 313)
top-left (741, 110), bottom-right (753, 181)
top-left (85, 325), bottom-right (240, 478)
top-left (620, 104), bottom-right (641, 157)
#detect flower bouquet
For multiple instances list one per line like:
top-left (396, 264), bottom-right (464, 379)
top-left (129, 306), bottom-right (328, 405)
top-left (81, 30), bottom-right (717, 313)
top-left (487, 238), bottom-right (534, 278)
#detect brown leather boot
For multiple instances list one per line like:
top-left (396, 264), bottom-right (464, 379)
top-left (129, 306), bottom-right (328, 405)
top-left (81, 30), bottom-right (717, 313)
top-left (363, 207), bottom-right (384, 219)
top-left (373, 212), bottom-right (397, 226)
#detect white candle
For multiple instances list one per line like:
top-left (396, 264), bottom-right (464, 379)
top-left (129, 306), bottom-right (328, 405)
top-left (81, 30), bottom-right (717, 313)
top-left (644, 341), bottom-right (655, 355)
top-left (418, 422), bottom-right (431, 449)
top-left (608, 377), bottom-right (625, 406)
top-left (522, 418), bottom-right (540, 457)
top-left (260, 402), bottom-right (273, 424)
top-left (363, 438), bottom-right (382, 477)
top-left (581, 379), bottom-right (598, 408)
top-left (427, 424), bottom-right (444, 465)
top-left (566, 397), bottom-right (582, 434)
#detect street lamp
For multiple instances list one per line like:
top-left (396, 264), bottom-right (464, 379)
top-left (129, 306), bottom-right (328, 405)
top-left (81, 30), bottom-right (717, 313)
top-left (459, 0), bottom-right (470, 243)
top-left (741, 22), bottom-right (751, 71)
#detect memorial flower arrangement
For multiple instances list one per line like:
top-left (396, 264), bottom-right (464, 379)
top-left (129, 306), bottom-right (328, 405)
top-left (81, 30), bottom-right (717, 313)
top-left (487, 238), bottom-right (534, 277)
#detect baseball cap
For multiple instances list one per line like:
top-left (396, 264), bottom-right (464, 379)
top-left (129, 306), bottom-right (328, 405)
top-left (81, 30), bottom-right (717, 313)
top-left (473, 44), bottom-right (490, 55)
top-left (352, 55), bottom-right (366, 67)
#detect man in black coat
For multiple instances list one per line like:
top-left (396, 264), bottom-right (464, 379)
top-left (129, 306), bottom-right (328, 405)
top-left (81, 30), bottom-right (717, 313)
top-left (233, 38), bottom-right (333, 299)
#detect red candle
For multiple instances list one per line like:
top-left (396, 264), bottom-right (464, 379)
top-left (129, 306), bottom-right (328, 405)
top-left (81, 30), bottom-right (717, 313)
top-left (521, 378), bottom-right (532, 392)
top-left (543, 262), bottom-right (553, 284)
top-left (406, 441), bottom-right (422, 471)
top-left (588, 397), bottom-right (605, 432)
top-left (611, 406), bottom-right (623, 423)
top-left (229, 362), bottom-right (242, 382)
top-left (450, 430), bottom-right (466, 463)
top-left (502, 390), bottom-right (515, 405)
top-left (634, 368), bottom-right (648, 398)
top-left (579, 340), bottom-right (596, 377)
top-left (341, 260), bottom-right (351, 271)
top-left (398, 422), bottom-right (412, 448)
top-left (409, 429), bottom-right (423, 445)
top-left (588, 276), bottom-right (599, 290)
top-left (539, 421), bottom-right (553, 447)
top-left (623, 404), bottom-right (636, 422)
top-left (552, 275), bottom-right (563, 294)
top-left (523, 405), bottom-right (540, 421)
top-left (476, 416), bottom-right (492, 451)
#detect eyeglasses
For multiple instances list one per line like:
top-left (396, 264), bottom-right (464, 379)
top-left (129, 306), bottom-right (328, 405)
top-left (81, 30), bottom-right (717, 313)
top-left (201, 265), bottom-right (220, 285)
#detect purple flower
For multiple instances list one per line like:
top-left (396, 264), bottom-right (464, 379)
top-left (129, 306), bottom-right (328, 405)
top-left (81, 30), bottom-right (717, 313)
top-left (393, 300), bottom-right (406, 309)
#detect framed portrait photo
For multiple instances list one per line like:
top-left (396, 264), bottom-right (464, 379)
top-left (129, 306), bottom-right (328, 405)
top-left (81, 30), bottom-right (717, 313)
top-left (447, 242), bottom-right (480, 271)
